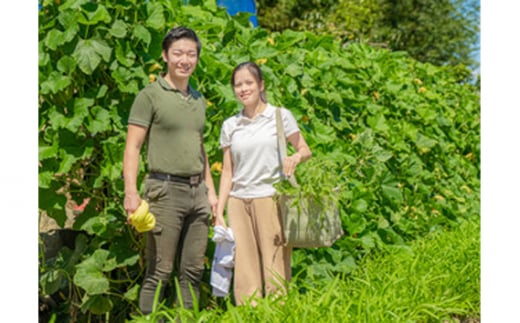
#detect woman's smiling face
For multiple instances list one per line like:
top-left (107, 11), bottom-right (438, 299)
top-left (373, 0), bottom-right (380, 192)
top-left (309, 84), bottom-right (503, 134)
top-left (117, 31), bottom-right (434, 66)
top-left (232, 68), bottom-right (265, 108)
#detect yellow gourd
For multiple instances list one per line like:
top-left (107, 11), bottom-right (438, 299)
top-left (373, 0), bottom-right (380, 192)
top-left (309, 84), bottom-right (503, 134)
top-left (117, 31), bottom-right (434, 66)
top-left (130, 200), bottom-right (156, 233)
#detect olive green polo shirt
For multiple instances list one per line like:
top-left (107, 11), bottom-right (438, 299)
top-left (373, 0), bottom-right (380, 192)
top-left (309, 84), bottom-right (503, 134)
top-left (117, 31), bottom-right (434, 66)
top-left (128, 76), bottom-right (207, 176)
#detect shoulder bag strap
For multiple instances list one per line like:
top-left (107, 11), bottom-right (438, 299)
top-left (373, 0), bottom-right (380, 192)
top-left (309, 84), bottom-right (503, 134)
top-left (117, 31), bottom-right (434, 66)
top-left (275, 108), bottom-right (299, 187)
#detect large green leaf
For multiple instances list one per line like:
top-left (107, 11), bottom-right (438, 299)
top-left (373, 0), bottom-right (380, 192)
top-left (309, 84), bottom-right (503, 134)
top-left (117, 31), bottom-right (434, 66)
top-left (352, 199), bottom-right (368, 213)
top-left (59, 0), bottom-right (89, 10)
top-left (381, 184), bottom-right (404, 204)
top-left (416, 133), bottom-right (438, 150)
top-left (74, 250), bottom-right (112, 295)
top-left (77, 4), bottom-right (112, 26)
top-left (110, 19), bottom-right (128, 38)
top-left (57, 56), bottom-right (77, 74)
top-left (90, 38), bottom-right (112, 62)
top-left (111, 66), bottom-right (140, 93)
top-left (367, 114), bottom-right (390, 134)
top-left (124, 284), bottom-right (140, 301)
top-left (344, 213), bottom-right (367, 235)
top-left (146, 2), bottom-right (166, 30)
top-left (39, 144), bottom-right (59, 161)
top-left (109, 237), bottom-right (140, 268)
top-left (86, 106), bottom-right (112, 135)
top-left (73, 38), bottom-right (112, 75)
top-left (115, 40), bottom-right (137, 67)
top-left (38, 171), bottom-right (55, 189)
top-left (372, 146), bottom-right (393, 162)
top-left (39, 269), bottom-right (67, 296)
top-left (44, 29), bottom-right (65, 51)
top-left (57, 153), bottom-right (78, 174)
top-left (132, 24), bottom-right (152, 47)
top-left (57, 9), bottom-right (80, 32)
top-left (38, 191), bottom-right (67, 228)
top-left (80, 294), bottom-right (113, 315)
top-left (39, 72), bottom-right (71, 94)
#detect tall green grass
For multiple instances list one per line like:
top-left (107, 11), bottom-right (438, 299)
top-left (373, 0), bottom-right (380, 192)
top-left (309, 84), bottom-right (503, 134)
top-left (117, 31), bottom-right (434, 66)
top-left (129, 218), bottom-right (480, 322)
top-left (341, 217), bottom-right (480, 322)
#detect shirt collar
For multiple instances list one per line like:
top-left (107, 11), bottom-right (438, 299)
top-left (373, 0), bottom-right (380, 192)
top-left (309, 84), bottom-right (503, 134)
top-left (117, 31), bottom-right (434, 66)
top-left (157, 74), bottom-right (194, 96)
top-left (237, 103), bottom-right (275, 124)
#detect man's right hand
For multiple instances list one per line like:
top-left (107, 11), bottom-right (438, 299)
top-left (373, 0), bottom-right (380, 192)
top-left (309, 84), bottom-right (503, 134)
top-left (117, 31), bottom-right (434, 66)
top-left (124, 192), bottom-right (142, 223)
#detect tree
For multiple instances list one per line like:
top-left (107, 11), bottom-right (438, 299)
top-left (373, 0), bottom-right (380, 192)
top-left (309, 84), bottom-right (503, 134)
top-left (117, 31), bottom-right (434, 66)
top-left (256, 0), bottom-right (480, 69)
top-left (370, 0), bottom-right (479, 68)
top-left (256, 0), bottom-right (338, 33)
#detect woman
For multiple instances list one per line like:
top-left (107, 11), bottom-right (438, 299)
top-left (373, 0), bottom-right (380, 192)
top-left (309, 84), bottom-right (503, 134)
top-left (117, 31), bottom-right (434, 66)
top-left (214, 62), bottom-right (311, 305)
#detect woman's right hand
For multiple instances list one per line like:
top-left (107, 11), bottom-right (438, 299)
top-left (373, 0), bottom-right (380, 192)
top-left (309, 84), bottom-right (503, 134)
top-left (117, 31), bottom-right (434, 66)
top-left (124, 192), bottom-right (142, 223)
top-left (213, 214), bottom-right (227, 228)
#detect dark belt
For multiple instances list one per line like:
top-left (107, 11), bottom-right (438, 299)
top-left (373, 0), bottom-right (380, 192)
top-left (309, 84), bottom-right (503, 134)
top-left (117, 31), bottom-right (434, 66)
top-left (149, 172), bottom-right (203, 186)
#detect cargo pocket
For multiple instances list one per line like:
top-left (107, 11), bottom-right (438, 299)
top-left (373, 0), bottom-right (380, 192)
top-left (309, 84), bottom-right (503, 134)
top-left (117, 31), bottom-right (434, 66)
top-left (144, 178), bottom-right (168, 202)
top-left (145, 224), bottom-right (164, 264)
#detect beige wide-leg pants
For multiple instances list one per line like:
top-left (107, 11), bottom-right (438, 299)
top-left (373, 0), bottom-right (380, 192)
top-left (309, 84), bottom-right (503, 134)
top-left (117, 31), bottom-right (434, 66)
top-left (228, 196), bottom-right (292, 305)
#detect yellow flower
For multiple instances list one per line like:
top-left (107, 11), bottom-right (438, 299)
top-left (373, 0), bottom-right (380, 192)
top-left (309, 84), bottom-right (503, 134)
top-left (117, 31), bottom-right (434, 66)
top-left (418, 87), bottom-right (427, 93)
top-left (414, 78), bottom-right (423, 85)
top-left (149, 63), bottom-right (163, 72)
top-left (256, 58), bottom-right (268, 65)
top-left (433, 194), bottom-right (445, 202)
top-left (206, 100), bottom-right (213, 107)
top-left (267, 37), bottom-right (275, 45)
top-left (419, 147), bottom-right (430, 154)
top-left (149, 74), bottom-right (157, 83)
top-left (373, 91), bottom-right (380, 100)
top-left (211, 162), bottom-right (223, 173)
top-left (461, 185), bottom-right (472, 194)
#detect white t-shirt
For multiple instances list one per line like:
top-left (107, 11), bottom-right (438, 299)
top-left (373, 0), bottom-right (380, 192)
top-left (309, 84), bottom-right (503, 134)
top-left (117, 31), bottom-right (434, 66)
top-left (219, 103), bottom-right (300, 199)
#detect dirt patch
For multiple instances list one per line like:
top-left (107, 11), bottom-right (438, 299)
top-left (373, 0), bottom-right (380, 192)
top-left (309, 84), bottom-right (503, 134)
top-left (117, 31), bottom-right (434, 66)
top-left (39, 198), bottom-right (88, 259)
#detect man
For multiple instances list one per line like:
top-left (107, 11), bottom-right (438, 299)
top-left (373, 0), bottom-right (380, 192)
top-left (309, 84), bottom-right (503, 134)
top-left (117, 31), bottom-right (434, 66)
top-left (123, 26), bottom-right (218, 313)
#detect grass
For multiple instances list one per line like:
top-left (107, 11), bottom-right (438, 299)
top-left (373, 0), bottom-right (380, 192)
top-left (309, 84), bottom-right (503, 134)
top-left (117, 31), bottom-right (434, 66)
top-left (341, 217), bottom-right (480, 322)
top-left (129, 218), bottom-right (480, 322)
